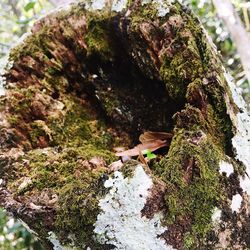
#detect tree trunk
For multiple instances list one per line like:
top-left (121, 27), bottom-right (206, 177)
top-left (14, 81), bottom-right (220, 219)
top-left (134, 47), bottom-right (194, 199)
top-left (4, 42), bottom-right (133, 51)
top-left (212, 0), bottom-right (250, 85)
top-left (0, 0), bottom-right (249, 249)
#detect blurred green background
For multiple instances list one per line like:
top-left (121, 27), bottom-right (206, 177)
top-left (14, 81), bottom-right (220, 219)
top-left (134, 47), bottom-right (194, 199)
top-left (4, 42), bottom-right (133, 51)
top-left (0, 0), bottom-right (249, 249)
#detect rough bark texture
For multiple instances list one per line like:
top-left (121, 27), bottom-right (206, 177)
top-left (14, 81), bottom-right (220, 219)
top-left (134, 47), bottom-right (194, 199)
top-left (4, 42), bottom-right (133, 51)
top-left (0, 0), bottom-right (249, 249)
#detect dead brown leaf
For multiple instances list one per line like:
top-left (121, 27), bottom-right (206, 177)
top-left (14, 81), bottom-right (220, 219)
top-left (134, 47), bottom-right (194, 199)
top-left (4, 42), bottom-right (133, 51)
top-left (139, 131), bottom-right (172, 143)
top-left (115, 131), bottom-right (172, 158)
top-left (115, 139), bottom-right (167, 157)
top-left (108, 160), bottom-right (124, 172)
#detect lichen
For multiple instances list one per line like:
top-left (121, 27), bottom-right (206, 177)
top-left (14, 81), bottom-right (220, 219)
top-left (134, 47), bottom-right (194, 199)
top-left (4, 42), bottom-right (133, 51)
top-left (94, 164), bottom-right (173, 250)
top-left (224, 72), bottom-right (250, 194)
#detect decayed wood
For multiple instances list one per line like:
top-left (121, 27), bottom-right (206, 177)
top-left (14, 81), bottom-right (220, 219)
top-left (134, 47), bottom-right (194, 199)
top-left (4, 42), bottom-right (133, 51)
top-left (0, 0), bottom-right (249, 249)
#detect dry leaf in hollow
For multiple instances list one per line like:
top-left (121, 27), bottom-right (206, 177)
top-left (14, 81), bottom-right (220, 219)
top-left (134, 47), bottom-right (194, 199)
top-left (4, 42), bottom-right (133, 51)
top-left (115, 139), bottom-right (167, 157)
top-left (113, 146), bottom-right (126, 153)
top-left (138, 150), bottom-right (148, 166)
top-left (108, 160), bottom-right (124, 172)
top-left (139, 131), bottom-right (173, 144)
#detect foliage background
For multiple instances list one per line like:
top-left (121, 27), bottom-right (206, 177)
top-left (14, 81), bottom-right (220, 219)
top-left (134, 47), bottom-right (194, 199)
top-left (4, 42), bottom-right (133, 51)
top-left (0, 0), bottom-right (249, 249)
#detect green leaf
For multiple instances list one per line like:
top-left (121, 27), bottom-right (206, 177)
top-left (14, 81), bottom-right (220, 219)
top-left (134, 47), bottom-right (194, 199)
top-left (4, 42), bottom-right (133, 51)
top-left (147, 152), bottom-right (156, 160)
top-left (24, 1), bottom-right (36, 12)
top-left (141, 149), bottom-right (156, 159)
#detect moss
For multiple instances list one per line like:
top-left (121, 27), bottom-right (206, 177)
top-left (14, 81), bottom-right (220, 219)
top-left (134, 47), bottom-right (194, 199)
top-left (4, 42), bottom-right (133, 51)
top-left (206, 104), bottom-right (233, 150)
top-left (173, 104), bottom-right (205, 131)
top-left (8, 87), bottom-right (34, 113)
top-left (154, 129), bottom-right (224, 248)
top-left (9, 25), bottom-right (52, 62)
top-left (7, 114), bottom-right (20, 126)
top-left (8, 114), bottom-right (114, 247)
top-left (161, 100), bottom-right (234, 248)
top-left (186, 78), bottom-right (234, 151)
top-left (205, 88), bottom-right (234, 150)
top-left (85, 13), bottom-right (115, 61)
top-left (5, 86), bottom-right (118, 245)
top-left (6, 91), bottom-right (118, 196)
top-left (47, 98), bottom-right (118, 151)
top-left (8, 4), bottom-right (87, 73)
top-left (128, 1), bottom-right (206, 102)
top-left (181, 8), bottom-right (235, 150)
top-left (48, 102), bottom-right (92, 147)
top-left (46, 66), bottom-right (61, 75)
top-left (183, 232), bottom-right (195, 250)
top-left (130, 3), bottom-right (159, 27)
top-left (120, 160), bottom-right (142, 178)
top-left (8, 4), bottom-right (84, 62)
top-left (55, 177), bottom-right (103, 248)
top-left (45, 75), bottom-right (70, 93)
top-left (159, 28), bottom-right (203, 101)
top-left (9, 143), bottom-right (116, 192)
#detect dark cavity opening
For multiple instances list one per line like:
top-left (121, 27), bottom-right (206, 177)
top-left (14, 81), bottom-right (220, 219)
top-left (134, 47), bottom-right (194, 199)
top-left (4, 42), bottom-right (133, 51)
top-left (62, 16), bottom-right (186, 146)
top-left (70, 56), bottom-right (184, 145)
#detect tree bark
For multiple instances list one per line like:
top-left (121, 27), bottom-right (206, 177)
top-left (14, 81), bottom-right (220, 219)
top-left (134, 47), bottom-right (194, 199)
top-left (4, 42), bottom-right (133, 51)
top-left (0, 0), bottom-right (249, 249)
top-left (48, 0), bottom-right (74, 7)
top-left (212, 0), bottom-right (250, 85)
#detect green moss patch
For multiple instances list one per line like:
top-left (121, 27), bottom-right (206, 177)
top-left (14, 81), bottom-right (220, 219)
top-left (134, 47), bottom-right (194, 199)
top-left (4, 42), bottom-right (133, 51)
top-left (55, 174), bottom-right (106, 248)
top-left (85, 13), bottom-right (116, 61)
top-left (155, 129), bottom-right (223, 248)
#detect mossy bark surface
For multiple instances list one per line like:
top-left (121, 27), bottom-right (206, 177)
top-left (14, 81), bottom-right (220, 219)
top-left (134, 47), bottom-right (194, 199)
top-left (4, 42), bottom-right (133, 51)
top-left (0, 0), bottom-right (249, 249)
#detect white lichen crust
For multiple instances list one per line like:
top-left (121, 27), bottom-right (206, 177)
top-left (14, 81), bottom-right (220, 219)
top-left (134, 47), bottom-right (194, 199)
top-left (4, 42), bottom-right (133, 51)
top-left (224, 72), bottom-right (250, 195)
top-left (94, 165), bottom-right (174, 250)
top-left (211, 207), bottom-right (222, 223)
top-left (219, 160), bottom-right (234, 177)
top-left (230, 194), bottom-right (243, 213)
top-left (47, 232), bottom-right (76, 250)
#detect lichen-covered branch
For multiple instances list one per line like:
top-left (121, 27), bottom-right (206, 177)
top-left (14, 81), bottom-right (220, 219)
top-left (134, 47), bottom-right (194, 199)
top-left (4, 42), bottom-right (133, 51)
top-left (0, 0), bottom-right (249, 249)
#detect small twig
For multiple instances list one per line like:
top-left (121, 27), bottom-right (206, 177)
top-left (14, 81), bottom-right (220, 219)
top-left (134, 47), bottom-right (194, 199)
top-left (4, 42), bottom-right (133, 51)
top-left (242, 6), bottom-right (250, 31)
top-left (138, 150), bottom-right (148, 166)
